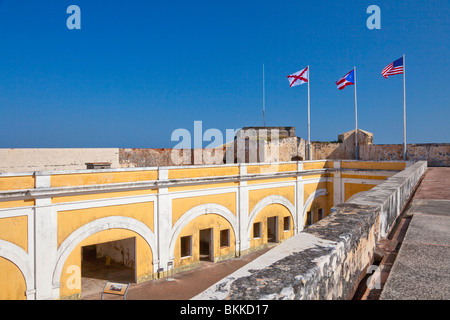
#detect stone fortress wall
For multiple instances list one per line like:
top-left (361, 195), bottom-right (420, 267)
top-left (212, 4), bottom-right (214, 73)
top-left (1, 127), bottom-right (447, 173)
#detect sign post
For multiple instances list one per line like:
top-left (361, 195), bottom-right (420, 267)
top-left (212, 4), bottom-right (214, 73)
top-left (166, 261), bottom-right (174, 281)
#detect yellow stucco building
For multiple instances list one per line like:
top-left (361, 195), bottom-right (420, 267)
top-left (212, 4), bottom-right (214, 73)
top-left (0, 159), bottom-right (408, 300)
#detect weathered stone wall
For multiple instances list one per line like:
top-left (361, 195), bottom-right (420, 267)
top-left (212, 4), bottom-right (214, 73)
top-left (1, 142), bottom-right (445, 173)
top-left (264, 137), bottom-right (306, 162)
top-left (119, 148), bottom-right (226, 167)
top-left (120, 148), bottom-right (182, 167)
top-left (0, 148), bottom-right (120, 173)
top-left (237, 127), bottom-right (296, 139)
top-left (360, 144), bottom-right (450, 167)
top-left (193, 161), bottom-right (427, 300)
top-left (312, 142), bottom-right (343, 159)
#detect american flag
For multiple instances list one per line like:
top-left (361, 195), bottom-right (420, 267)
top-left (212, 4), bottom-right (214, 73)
top-left (336, 69), bottom-right (355, 90)
top-left (382, 57), bottom-right (404, 78)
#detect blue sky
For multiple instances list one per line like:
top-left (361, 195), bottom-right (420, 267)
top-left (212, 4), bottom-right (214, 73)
top-left (0, 0), bottom-right (448, 148)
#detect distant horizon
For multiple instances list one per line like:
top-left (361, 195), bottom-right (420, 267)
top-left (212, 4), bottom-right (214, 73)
top-left (0, 1), bottom-right (449, 149)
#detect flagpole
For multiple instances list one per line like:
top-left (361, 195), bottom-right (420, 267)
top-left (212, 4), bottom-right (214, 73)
top-left (403, 54), bottom-right (407, 160)
top-left (307, 65), bottom-right (311, 160)
top-left (354, 66), bottom-right (359, 160)
top-left (263, 64), bottom-right (266, 127)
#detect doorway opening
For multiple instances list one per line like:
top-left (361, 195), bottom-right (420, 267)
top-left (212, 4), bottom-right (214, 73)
top-left (199, 228), bottom-right (214, 262)
top-left (81, 237), bottom-right (136, 298)
top-left (267, 217), bottom-right (278, 243)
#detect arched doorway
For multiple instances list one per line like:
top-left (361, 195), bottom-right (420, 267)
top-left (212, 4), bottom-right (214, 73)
top-left (54, 217), bottom-right (156, 299)
top-left (169, 204), bottom-right (238, 270)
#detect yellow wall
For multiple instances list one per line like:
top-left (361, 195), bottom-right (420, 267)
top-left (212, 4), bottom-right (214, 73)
top-left (344, 183), bottom-right (377, 202)
top-left (52, 189), bottom-right (157, 204)
top-left (248, 186), bottom-right (295, 214)
top-left (172, 193), bottom-right (236, 226)
top-left (302, 161), bottom-right (334, 170)
top-left (250, 203), bottom-right (294, 248)
top-left (0, 257), bottom-right (26, 300)
top-left (0, 199), bottom-right (34, 209)
top-left (57, 202), bottom-right (154, 247)
top-left (0, 175), bottom-right (34, 191)
top-left (247, 163), bottom-right (297, 174)
top-left (247, 176), bottom-right (296, 185)
top-left (303, 181), bottom-right (334, 225)
top-left (0, 216), bottom-right (28, 252)
top-left (341, 161), bottom-right (405, 171)
top-left (169, 166), bottom-right (239, 179)
top-left (168, 181), bottom-right (238, 193)
top-left (168, 166), bottom-right (239, 192)
top-left (51, 170), bottom-right (158, 187)
top-left (341, 174), bottom-right (388, 180)
top-left (173, 214), bottom-right (236, 268)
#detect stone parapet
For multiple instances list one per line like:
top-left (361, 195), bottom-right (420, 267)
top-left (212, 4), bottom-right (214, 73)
top-left (360, 144), bottom-right (450, 167)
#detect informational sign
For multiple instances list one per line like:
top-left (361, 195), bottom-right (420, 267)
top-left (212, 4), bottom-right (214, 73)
top-left (101, 282), bottom-right (130, 300)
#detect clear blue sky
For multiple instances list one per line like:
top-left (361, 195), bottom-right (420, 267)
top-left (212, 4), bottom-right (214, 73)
top-left (0, 0), bottom-right (448, 148)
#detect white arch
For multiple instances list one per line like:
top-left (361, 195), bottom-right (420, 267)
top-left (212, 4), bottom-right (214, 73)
top-left (300, 188), bottom-right (328, 225)
top-left (52, 216), bottom-right (156, 288)
top-left (246, 195), bottom-right (296, 240)
top-left (169, 204), bottom-right (238, 259)
top-left (0, 240), bottom-right (33, 298)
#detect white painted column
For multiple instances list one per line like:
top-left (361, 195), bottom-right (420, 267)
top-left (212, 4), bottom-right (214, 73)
top-left (156, 168), bottom-right (172, 273)
top-left (238, 164), bottom-right (250, 254)
top-left (34, 198), bottom-right (57, 299)
top-left (333, 161), bottom-right (343, 206)
top-left (33, 173), bottom-right (59, 300)
top-left (296, 162), bottom-right (305, 233)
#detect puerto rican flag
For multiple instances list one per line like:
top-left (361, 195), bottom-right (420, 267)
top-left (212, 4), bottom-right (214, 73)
top-left (287, 66), bottom-right (308, 87)
top-left (382, 57), bottom-right (404, 78)
top-left (336, 69), bottom-right (355, 90)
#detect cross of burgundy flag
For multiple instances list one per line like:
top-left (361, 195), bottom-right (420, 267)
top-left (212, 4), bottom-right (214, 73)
top-left (287, 67), bottom-right (308, 87)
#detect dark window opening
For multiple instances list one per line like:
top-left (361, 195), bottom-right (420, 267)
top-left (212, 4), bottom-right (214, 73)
top-left (253, 222), bottom-right (262, 238)
top-left (307, 211), bottom-right (313, 226)
top-left (220, 229), bottom-right (230, 248)
top-left (283, 216), bottom-right (291, 231)
top-left (180, 236), bottom-right (192, 258)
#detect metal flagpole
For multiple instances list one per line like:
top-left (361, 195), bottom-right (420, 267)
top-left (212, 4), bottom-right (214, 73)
top-left (354, 66), bottom-right (359, 160)
top-left (307, 65), bottom-right (311, 160)
top-left (403, 54), bottom-right (407, 160)
top-left (263, 64), bottom-right (266, 127)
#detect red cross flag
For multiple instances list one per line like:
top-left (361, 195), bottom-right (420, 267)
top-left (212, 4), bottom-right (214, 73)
top-left (287, 66), bottom-right (308, 87)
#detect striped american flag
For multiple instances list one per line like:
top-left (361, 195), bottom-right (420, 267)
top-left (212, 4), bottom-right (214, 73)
top-left (382, 57), bottom-right (404, 78)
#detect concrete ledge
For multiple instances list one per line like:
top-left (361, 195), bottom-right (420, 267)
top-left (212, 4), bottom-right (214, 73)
top-left (193, 161), bottom-right (427, 300)
top-left (380, 199), bottom-right (450, 300)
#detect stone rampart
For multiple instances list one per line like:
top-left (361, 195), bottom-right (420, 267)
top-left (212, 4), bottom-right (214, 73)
top-left (193, 161), bottom-right (427, 300)
top-left (360, 144), bottom-right (449, 167)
